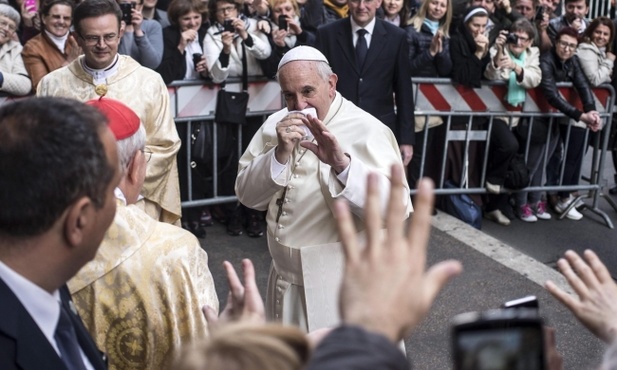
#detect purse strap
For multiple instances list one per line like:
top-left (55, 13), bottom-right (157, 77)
top-left (220, 41), bottom-right (248, 92)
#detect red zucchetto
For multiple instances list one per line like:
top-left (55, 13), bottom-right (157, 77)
top-left (86, 97), bottom-right (140, 140)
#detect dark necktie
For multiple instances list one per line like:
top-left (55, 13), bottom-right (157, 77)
top-left (356, 29), bottom-right (368, 69)
top-left (54, 303), bottom-right (87, 370)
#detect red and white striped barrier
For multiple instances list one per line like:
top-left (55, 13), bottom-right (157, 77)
top-left (169, 80), bottom-right (284, 119)
top-left (414, 81), bottom-right (613, 114)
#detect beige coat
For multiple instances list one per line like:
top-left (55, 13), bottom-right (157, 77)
top-left (0, 39), bottom-right (31, 96)
top-left (576, 41), bottom-right (614, 87)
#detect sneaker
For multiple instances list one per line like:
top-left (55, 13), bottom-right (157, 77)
top-left (245, 211), bottom-right (264, 238)
top-left (485, 209), bottom-right (511, 226)
top-left (534, 201), bottom-right (551, 220)
top-left (555, 197), bottom-right (583, 221)
top-left (518, 204), bottom-right (537, 223)
top-left (199, 207), bottom-right (214, 227)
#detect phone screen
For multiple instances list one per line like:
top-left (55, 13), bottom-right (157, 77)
top-left (453, 324), bottom-right (545, 370)
top-left (25, 0), bottom-right (37, 12)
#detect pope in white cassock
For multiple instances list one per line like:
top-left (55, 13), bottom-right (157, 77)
top-left (37, 0), bottom-right (181, 225)
top-left (235, 46), bottom-right (412, 331)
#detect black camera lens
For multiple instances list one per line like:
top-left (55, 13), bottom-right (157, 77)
top-left (506, 33), bottom-right (519, 44)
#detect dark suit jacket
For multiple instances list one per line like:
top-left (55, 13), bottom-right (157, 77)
top-left (316, 17), bottom-right (415, 146)
top-left (0, 279), bottom-right (107, 370)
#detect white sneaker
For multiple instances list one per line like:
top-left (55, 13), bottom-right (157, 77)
top-left (534, 201), bottom-right (552, 220)
top-left (518, 204), bottom-right (537, 223)
top-left (555, 197), bottom-right (583, 221)
top-left (485, 209), bottom-right (511, 226)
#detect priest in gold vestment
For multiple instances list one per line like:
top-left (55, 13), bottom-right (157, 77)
top-left (69, 97), bottom-right (218, 370)
top-left (36, 0), bottom-right (181, 224)
top-left (236, 47), bottom-right (412, 332)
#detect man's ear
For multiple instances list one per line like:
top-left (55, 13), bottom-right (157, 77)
top-left (126, 151), bottom-right (145, 186)
top-left (64, 197), bottom-right (93, 248)
top-left (118, 23), bottom-right (126, 40)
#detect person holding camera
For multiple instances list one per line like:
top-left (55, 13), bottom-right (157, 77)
top-left (547, 0), bottom-right (590, 41)
top-left (256, 0), bottom-right (316, 79)
top-left (157, 0), bottom-right (209, 84)
top-left (513, 0), bottom-right (552, 52)
top-left (484, 18), bottom-right (545, 223)
top-left (116, 0), bottom-right (164, 69)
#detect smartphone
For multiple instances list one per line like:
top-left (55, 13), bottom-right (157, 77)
top-left (192, 53), bottom-right (202, 71)
top-left (120, 2), bottom-right (135, 24)
top-left (535, 5), bottom-right (544, 21)
top-left (223, 19), bottom-right (234, 33)
top-left (278, 15), bottom-right (288, 31)
top-left (451, 309), bottom-right (545, 370)
top-left (25, 0), bottom-right (37, 12)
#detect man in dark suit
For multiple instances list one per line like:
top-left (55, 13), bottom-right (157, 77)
top-left (0, 97), bottom-right (121, 370)
top-left (315, 0), bottom-right (415, 166)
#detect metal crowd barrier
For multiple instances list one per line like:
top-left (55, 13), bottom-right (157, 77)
top-left (168, 77), bottom-right (284, 208)
top-left (413, 77), bottom-right (617, 228)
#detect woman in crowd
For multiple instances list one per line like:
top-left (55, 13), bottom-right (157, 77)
top-left (0, 4), bottom-right (31, 96)
top-left (405, 0), bottom-right (452, 186)
top-left (116, 0), bottom-right (164, 69)
top-left (256, 0), bottom-right (315, 79)
top-left (577, 17), bottom-right (615, 87)
top-left (540, 27), bottom-right (602, 221)
top-left (451, 6), bottom-right (519, 226)
top-left (381, 0), bottom-right (410, 28)
top-left (22, 0), bottom-right (80, 91)
top-left (575, 18), bottom-right (616, 199)
top-left (484, 18), bottom-right (544, 222)
top-left (157, 0), bottom-right (209, 84)
top-left (9, 0), bottom-right (40, 44)
top-left (204, 0), bottom-right (270, 83)
top-left (157, 0), bottom-right (210, 237)
top-left (204, 0), bottom-right (270, 237)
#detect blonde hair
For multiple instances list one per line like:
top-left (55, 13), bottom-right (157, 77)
top-left (407, 0), bottom-right (452, 37)
top-left (176, 323), bottom-right (311, 370)
top-left (268, 0), bottom-right (300, 17)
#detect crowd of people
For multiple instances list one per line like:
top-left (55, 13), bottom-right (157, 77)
top-left (2, 0), bottom-right (617, 368)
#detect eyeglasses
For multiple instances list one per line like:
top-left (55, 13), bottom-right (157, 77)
top-left (141, 149), bottom-right (153, 163)
top-left (80, 33), bottom-right (119, 46)
top-left (216, 5), bottom-right (236, 13)
top-left (557, 40), bottom-right (577, 50)
top-left (516, 35), bottom-right (530, 43)
top-left (0, 20), bottom-right (17, 32)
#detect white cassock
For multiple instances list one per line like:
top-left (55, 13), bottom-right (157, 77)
top-left (236, 92), bottom-right (412, 331)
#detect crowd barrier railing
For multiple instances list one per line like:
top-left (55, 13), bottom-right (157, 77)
top-left (413, 77), bottom-right (617, 228)
top-left (168, 77), bottom-right (284, 208)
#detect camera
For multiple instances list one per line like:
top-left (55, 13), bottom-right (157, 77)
top-left (451, 299), bottom-right (545, 370)
top-left (120, 2), bottom-right (135, 24)
top-left (223, 19), bottom-right (234, 33)
top-left (192, 53), bottom-right (202, 71)
top-left (506, 33), bottom-right (519, 44)
top-left (535, 5), bottom-right (544, 21)
top-left (278, 15), bottom-right (288, 31)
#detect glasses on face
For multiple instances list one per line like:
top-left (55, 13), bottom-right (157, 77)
top-left (0, 20), bottom-right (17, 32)
top-left (349, 0), bottom-right (376, 4)
top-left (557, 40), bottom-right (577, 50)
top-left (141, 148), bottom-right (153, 163)
top-left (80, 33), bottom-right (119, 46)
top-left (216, 5), bottom-right (236, 13)
top-left (515, 34), bottom-right (530, 43)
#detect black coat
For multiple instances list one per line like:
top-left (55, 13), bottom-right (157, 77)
top-left (405, 23), bottom-right (452, 78)
top-left (450, 21), bottom-right (490, 88)
top-left (0, 281), bottom-right (108, 370)
top-left (316, 18), bottom-right (415, 145)
top-left (539, 49), bottom-right (596, 121)
top-left (157, 23), bottom-right (209, 85)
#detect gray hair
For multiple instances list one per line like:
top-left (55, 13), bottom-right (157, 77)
top-left (117, 123), bottom-right (146, 169)
top-left (275, 60), bottom-right (333, 83)
top-left (0, 4), bottom-right (20, 26)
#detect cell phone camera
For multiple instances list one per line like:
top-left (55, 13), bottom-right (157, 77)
top-left (223, 19), bottom-right (234, 33)
top-left (120, 2), bottom-right (135, 24)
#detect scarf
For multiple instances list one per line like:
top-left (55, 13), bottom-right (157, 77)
top-left (507, 48), bottom-right (526, 107)
top-left (324, 0), bottom-right (348, 19)
top-left (423, 18), bottom-right (439, 35)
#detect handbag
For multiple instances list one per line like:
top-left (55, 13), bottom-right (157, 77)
top-left (442, 180), bottom-right (482, 229)
top-left (214, 42), bottom-right (249, 125)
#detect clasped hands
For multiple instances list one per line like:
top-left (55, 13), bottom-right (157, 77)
top-left (275, 112), bottom-right (350, 174)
